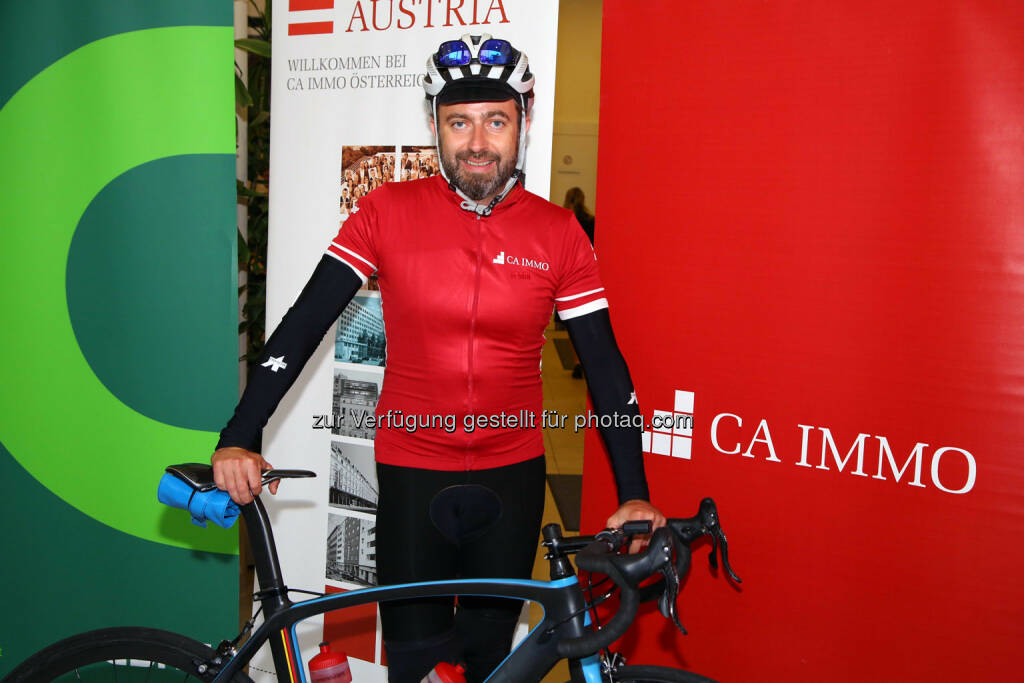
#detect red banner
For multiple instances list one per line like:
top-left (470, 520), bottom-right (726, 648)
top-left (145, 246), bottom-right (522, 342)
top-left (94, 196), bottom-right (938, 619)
top-left (585, 2), bottom-right (1024, 680)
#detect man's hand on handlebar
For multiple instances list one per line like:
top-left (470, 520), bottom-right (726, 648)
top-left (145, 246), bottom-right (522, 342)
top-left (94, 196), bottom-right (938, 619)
top-left (212, 447), bottom-right (279, 504)
top-left (606, 499), bottom-right (667, 554)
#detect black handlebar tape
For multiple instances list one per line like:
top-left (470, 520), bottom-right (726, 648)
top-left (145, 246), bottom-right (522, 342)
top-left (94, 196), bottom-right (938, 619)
top-left (557, 528), bottom-right (674, 658)
top-left (637, 545), bottom-right (692, 604)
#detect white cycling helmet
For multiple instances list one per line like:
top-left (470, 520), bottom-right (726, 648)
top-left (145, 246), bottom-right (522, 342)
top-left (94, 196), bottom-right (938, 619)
top-left (424, 34), bottom-right (535, 215)
top-left (424, 34), bottom-right (534, 110)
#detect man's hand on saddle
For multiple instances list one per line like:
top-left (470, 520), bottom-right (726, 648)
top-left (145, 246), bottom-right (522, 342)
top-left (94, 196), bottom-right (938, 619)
top-left (211, 447), bottom-right (279, 504)
top-left (607, 499), bottom-right (667, 554)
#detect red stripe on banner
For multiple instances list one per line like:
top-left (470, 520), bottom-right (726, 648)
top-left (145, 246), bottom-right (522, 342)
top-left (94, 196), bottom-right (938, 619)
top-left (323, 586), bottom-right (378, 663)
top-left (290, 0), bottom-right (334, 10)
top-left (288, 21), bottom-right (333, 36)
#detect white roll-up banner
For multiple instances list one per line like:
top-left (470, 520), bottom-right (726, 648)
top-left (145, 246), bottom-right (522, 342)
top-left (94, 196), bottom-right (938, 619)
top-left (262, 2), bottom-right (558, 679)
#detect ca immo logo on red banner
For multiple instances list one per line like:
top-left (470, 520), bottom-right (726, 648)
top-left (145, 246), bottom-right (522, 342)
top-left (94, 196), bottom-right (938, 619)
top-left (643, 388), bottom-right (977, 495)
top-left (288, 0), bottom-right (511, 37)
top-left (640, 390), bottom-right (694, 460)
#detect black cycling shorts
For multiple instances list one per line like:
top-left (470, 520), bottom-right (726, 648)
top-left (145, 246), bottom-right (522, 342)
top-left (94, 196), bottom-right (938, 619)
top-left (375, 456), bottom-right (546, 681)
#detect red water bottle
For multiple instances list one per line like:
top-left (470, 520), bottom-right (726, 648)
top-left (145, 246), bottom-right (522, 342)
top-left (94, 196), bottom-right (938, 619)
top-left (309, 641), bottom-right (352, 683)
top-left (420, 661), bottom-right (466, 683)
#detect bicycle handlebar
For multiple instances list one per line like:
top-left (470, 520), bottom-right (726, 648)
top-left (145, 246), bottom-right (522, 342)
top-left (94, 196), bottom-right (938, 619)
top-left (556, 498), bottom-right (741, 659)
top-left (557, 526), bottom-right (675, 658)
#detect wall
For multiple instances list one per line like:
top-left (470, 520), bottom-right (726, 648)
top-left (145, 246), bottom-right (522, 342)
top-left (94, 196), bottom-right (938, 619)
top-left (551, 0), bottom-right (602, 213)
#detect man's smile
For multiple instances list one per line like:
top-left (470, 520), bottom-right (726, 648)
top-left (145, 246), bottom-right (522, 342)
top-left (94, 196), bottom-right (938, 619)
top-left (460, 156), bottom-right (498, 171)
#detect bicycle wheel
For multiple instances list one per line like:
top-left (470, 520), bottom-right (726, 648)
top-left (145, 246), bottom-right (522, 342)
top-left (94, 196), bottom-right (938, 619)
top-left (610, 664), bottom-right (718, 683)
top-left (2, 627), bottom-right (254, 682)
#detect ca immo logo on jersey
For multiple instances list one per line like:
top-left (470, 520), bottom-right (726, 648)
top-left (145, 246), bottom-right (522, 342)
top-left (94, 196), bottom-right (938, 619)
top-left (492, 251), bottom-right (550, 271)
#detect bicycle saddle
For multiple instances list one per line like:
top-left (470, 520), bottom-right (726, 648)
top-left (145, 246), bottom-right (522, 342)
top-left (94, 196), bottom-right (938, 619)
top-left (165, 463), bottom-right (316, 491)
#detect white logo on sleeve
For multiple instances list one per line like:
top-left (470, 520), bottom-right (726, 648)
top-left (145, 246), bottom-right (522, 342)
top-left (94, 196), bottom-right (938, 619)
top-left (262, 356), bottom-right (288, 373)
top-left (492, 251), bottom-right (505, 264)
top-left (627, 392), bottom-right (637, 405)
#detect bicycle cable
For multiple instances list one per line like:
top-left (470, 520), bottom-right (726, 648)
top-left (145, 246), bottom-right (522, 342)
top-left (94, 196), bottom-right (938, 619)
top-left (584, 570), bottom-right (619, 665)
top-left (542, 603), bottom-right (599, 637)
top-left (228, 604), bottom-right (264, 650)
top-left (584, 571), bottom-right (610, 628)
top-left (542, 580), bottom-right (618, 638)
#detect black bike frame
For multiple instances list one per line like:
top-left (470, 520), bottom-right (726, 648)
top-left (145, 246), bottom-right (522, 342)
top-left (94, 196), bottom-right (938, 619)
top-left (215, 497), bottom-right (599, 683)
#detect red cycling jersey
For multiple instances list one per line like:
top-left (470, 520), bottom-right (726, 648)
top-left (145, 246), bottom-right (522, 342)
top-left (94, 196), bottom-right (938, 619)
top-left (327, 175), bottom-right (607, 470)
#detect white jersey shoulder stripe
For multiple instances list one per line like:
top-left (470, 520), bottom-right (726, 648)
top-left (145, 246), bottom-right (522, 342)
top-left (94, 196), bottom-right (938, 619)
top-left (325, 251), bottom-right (369, 285)
top-left (555, 287), bottom-right (605, 303)
top-left (558, 297), bottom-right (609, 321)
top-left (330, 241), bottom-right (377, 271)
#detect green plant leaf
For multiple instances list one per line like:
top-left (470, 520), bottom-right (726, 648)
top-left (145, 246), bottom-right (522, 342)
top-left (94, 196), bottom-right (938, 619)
top-left (235, 38), bottom-right (271, 58)
top-left (236, 179), bottom-right (266, 198)
top-left (238, 0), bottom-right (272, 366)
top-left (234, 72), bottom-right (253, 109)
top-left (237, 227), bottom-right (250, 263)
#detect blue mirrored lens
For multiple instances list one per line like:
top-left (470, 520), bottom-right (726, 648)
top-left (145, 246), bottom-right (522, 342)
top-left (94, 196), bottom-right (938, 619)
top-left (437, 40), bottom-right (471, 67)
top-left (479, 39), bottom-right (514, 65)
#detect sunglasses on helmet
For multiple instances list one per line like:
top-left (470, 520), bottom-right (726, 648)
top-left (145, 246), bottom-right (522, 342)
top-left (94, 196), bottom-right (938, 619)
top-left (435, 38), bottom-right (518, 68)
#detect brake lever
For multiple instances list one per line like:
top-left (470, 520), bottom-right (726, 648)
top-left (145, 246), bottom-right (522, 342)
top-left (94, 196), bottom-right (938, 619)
top-left (716, 530), bottom-right (742, 583)
top-left (657, 553), bottom-right (687, 636)
top-left (699, 498), bottom-right (742, 583)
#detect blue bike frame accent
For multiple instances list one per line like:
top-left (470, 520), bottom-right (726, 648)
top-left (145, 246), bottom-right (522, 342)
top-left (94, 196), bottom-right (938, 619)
top-left (579, 611), bottom-right (603, 683)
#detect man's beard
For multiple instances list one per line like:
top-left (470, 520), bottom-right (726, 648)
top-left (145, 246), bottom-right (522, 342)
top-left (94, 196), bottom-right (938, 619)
top-left (440, 147), bottom-right (518, 202)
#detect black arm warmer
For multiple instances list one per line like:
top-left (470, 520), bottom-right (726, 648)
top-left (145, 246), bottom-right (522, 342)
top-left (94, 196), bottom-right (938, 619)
top-left (564, 309), bottom-right (651, 504)
top-left (217, 256), bottom-right (363, 451)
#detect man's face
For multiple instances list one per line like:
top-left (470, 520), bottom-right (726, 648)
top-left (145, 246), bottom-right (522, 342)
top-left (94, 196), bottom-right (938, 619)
top-left (432, 99), bottom-right (527, 204)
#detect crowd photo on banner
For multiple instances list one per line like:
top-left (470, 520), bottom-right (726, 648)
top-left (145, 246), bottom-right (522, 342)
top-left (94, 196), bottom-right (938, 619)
top-left (339, 145), bottom-right (440, 219)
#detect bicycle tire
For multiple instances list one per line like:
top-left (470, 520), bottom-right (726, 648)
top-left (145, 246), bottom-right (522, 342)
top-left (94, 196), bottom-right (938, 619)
top-left (1, 626), bottom-right (254, 682)
top-left (609, 664), bottom-right (718, 683)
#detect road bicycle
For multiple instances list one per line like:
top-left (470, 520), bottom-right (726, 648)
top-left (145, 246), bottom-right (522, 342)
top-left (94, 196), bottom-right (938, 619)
top-left (2, 464), bottom-right (741, 682)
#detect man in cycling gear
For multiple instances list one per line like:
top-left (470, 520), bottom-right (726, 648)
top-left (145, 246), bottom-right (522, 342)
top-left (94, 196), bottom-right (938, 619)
top-left (212, 34), bottom-right (665, 683)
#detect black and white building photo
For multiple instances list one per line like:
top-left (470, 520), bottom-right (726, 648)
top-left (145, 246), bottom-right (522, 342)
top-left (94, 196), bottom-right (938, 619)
top-left (326, 512), bottom-right (377, 586)
top-left (331, 367), bottom-right (382, 440)
top-left (329, 441), bottom-right (378, 511)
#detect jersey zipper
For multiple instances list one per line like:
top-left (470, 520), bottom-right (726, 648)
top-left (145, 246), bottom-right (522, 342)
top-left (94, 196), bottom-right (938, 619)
top-left (465, 212), bottom-right (484, 470)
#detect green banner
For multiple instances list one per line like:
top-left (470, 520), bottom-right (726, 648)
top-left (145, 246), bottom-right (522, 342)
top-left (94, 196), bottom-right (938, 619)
top-left (0, 1), bottom-right (239, 673)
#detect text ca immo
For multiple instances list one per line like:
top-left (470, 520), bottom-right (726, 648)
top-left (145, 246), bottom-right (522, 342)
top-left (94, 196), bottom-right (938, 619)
top-left (710, 413), bottom-right (977, 495)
